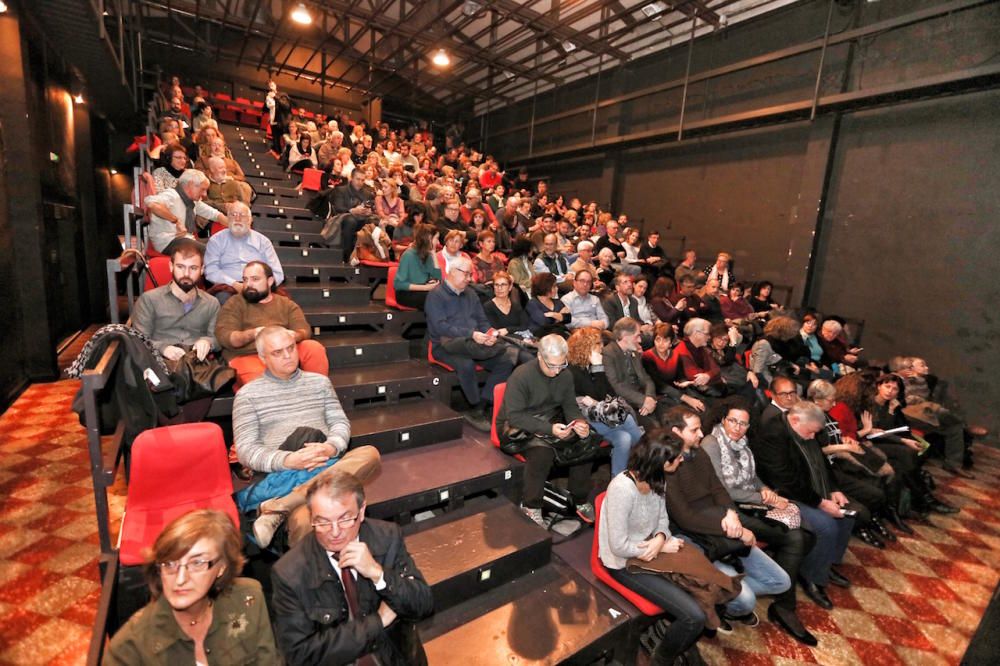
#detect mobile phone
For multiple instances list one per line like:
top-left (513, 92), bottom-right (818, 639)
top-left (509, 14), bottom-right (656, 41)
top-left (568, 419), bottom-right (587, 429)
top-left (841, 509), bottom-right (857, 517)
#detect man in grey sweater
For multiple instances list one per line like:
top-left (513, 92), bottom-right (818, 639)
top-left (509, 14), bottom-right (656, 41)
top-left (234, 326), bottom-right (380, 548)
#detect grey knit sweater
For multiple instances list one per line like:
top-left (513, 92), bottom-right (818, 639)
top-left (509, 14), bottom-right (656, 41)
top-left (233, 370), bottom-right (351, 472)
top-left (599, 472), bottom-right (673, 570)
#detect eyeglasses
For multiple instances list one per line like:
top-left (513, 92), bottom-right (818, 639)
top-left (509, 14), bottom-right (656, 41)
top-left (451, 267), bottom-right (472, 276)
top-left (540, 357), bottom-right (568, 372)
top-left (725, 417), bottom-right (750, 429)
top-left (775, 390), bottom-right (797, 398)
top-left (493, 282), bottom-right (510, 288)
top-left (158, 558), bottom-right (219, 576)
top-left (311, 514), bottom-right (361, 532)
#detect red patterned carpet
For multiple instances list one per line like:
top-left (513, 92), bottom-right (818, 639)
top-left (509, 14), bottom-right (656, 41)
top-left (0, 379), bottom-right (996, 665)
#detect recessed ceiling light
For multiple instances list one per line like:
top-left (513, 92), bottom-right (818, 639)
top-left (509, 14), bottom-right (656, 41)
top-left (641, 2), bottom-right (667, 18)
top-left (74, 93), bottom-right (85, 104)
top-left (291, 3), bottom-right (312, 25)
top-left (431, 49), bottom-right (451, 67)
top-left (562, 41), bottom-right (577, 53)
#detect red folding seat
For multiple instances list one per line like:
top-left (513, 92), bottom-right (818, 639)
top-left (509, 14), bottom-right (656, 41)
top-left (591, 491), bottom-right (665, 615)
top-left (300, 167), bottom-right (324, 192)
top-left (385, 265), bottom-right (416, 311)
top-left (118, 423), bottom-right (239, 566)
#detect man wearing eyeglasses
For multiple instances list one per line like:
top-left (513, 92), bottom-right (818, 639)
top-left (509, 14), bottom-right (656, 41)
top-left (425, 255), bottom-right (515, 432)
top-left (497, 334), bottom-right (597, 526)
top-left (761, 375), bottom-right (800, 427)
top-left (271, 470), bottom-right (433, 666)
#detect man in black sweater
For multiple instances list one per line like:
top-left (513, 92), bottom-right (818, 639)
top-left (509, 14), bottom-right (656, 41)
top-left (329, 169), bottom-right (375, 261)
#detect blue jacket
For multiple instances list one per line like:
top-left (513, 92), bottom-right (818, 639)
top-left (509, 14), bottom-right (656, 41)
top-left (425, 282), bottom-right (491, 342)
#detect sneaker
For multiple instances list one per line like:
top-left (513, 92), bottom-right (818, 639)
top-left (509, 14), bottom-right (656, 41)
top-left (252, 511), bottom-right (287, 548)
top-left (520, 505), bottom-right (546, 527)
top-left (462, 409), bottom-right (491, 433)
top-left (732, 611), bottom-right (760, 627)
top-left (575, 502), bottom-right (595, 524)
top-left (715, 616), bottom-right (734, 633)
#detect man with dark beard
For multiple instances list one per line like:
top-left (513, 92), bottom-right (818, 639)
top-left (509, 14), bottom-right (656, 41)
top-left (215, 261), bottom-right (328, 388)
top-left (132, 237), bottom-right (219, 362)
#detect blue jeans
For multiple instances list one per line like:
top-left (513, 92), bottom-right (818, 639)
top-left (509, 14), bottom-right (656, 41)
top-left (713, 545), bottom-right (791, 616)
top-left (590, 414), bottom-right (643, 477)
top-left (795, 501), bottom-right (855, 586)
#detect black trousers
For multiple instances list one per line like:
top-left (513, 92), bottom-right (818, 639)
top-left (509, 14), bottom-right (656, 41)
top-left (520, 446), bottom-right (592, 509)
top-left (396, 289), bottom-right (428, 309)
top-left (739, 514), bottom-right (815, 610)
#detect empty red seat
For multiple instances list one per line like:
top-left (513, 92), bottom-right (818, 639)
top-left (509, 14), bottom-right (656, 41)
top-left (236, 97), bottom-right (251, 106)
top-left (591, 491), bottom-right (665, 616)
top-left (218, 107), bottom-right (238, 123)
top-left (300, 167), bottom-right (324, 192)
top-left (214, 92), bottom-right (232, 102)
top-left (386, 265), bottom-right (416, 311)
top-left (143, 256), bottom-right (172, 292)
top-left (118, 423), bottom-right (239, 566)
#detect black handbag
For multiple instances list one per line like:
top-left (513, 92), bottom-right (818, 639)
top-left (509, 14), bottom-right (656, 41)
top-left (167, 351), bottom-right (236, 403)
top-left (682, 531), bottom-right (751, 564)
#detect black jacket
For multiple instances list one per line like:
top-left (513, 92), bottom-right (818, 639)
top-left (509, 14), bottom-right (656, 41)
top-left (752, 414), bottom-right (838, 508)
top-left (270, 519), bottom-right (433, 666)
top-left (331, 182), bottom-right (375, 215)
top-left (602, 293), bottom-right (640, 325)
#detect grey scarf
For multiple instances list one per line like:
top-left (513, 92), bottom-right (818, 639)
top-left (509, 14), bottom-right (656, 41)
top-left (712, 423), bottom-right (756, 490)
top-left (174, 184), bottom-right (197, 234)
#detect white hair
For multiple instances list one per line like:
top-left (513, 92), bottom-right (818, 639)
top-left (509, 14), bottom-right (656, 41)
top-left (788, 401), bottom-right (825, 425)
top-left (178, 169), bottom-right (209, 188)
top-left (683, 318), bottom-right (710, 337)
top-left (538, 334), bottom-right (568, 360)
top-left (255, 326), bottom-right (295, 358)
top-left (577, 240), bottom-right (594, 252)
top-left (821, 319), bottom-right (842, 334)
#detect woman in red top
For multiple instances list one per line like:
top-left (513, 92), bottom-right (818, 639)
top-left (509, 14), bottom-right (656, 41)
top-left (642, 323), bottom-right (706, 413)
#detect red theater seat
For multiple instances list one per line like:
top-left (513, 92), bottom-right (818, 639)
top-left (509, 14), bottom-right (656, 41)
top-left (118, 423), bottom-right (239, 566)
top-left (300, 168), bottom-right (324, 192)
top-left (591, 491), bottom-right (665, 616)
top-left (385, 265), bottom-right (416, 311)
top-left (143, 256), bottom-right (172, 292)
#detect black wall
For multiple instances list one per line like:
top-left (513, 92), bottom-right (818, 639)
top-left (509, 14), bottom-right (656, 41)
top-left (475, 0), bottom-right (1000, 430)
top-left (0, 8), bottom-right (115, 410)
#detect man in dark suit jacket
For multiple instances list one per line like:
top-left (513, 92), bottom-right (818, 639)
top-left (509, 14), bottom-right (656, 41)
top-left (329, 169), bottom-right (376, 261)
top-left (603, 275), bottom-right (653, 347)
top-left (271, 470), bottom-right (434, 666)
top-left (603, 317), bottom-right (669, 428)
top-left (752, 401), bottom-right (856, 611)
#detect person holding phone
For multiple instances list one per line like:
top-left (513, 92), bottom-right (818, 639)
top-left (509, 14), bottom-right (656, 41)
top-left (393, 223), bottom-right (441, 310)
top-left (497, 334), bottom-right (598, 526)
top-left (753, 401), bottom-right (856, 610)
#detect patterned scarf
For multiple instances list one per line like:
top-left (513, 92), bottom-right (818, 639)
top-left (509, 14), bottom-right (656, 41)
top-left (711, 423), bottom-right (755, 490)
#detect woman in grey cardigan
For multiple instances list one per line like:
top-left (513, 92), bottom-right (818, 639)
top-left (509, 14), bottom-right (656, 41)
top-left (599, 435), bottom-right (706, 665)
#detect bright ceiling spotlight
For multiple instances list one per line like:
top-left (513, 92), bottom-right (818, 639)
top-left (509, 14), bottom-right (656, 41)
top-left (431, 49), bottom-right (451, 67)
top-left (0, 2), bottom-right (8, 13)
top-left (291, 3), bottom-right (313, 25)
top-left (74, 93), bottom-right (85, 104)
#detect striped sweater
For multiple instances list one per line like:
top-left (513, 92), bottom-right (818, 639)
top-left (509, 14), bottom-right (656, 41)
top-left (233, 370), bottom-right (351, 472)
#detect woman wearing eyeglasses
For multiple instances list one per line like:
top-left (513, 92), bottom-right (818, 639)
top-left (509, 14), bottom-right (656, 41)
top-left (105, 509), bottom-right (278, 665)
top-left (701, 400), bottom-right (818, 646)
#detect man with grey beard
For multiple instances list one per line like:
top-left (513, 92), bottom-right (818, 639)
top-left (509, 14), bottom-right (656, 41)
top-left (204, 202), bottom-right (284, 304)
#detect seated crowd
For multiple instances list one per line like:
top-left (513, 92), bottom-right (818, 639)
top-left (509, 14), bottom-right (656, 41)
top-left (108, 75), bottom-right (987, 664)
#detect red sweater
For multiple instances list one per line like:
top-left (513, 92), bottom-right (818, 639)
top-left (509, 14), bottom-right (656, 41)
top-left (828, 401), bottom-right (859, 440)
top-left (674, 339), bottom-right (723, 385)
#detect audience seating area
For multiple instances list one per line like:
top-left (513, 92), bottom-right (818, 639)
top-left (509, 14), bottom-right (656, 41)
top-left (52, 74), bottom-right (996, 666)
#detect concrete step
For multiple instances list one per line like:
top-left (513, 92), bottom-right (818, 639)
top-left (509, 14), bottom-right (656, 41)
top-left (365, 434), bottom-right (522, 522)
top-left (419, 559), bottom-right (632, 665)
top-left (345, 399), bottom-right (463, 454)
top-left (277, 246), bottom-right (341, 266)
top-left (329, 359), bottom-right (440, 406)
top-left (286, 283), bottom-right (370, 307)
top-left (253, 217), bottom-right (324, 235)
top-left (317, 332), bottom-right (410, 367)
top-left (405, 499), bottom-right (551, 613)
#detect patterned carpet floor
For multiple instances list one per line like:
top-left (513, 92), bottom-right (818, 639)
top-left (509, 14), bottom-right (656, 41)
top-left (0, 379), bottom-right (996, 665)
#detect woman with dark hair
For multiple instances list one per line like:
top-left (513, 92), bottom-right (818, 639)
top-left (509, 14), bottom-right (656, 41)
top-left (749, 281), bottom-right (780, 313)
top-left (507, 236), bottom-right (536, 299)
top-left (153, 143), bottom-right (189, 192)
top-left (393, 223), bottom-right (441, 309)
top-left (483, 271), bottom-right (532, 337)
top-left (642, 323), bottom-right (707, 413)
top-left (867, 373), bottom-right (957, 516)
top-left (648, 277), bottom-right (685, 325)
top-left (599, 432), bottom-right (707, 665)
top-left (287, 134), bottom-right (317, 173)
top-left (105, 509), bottom-right (278, 664)
top-left (526, 272), bottom-right (571, 338)
top-left (471, 230), bottom-right (506, 288)
top-left (701, 399), bottom-right (818, 646)
top-left (568, 328), bottom-right (643, 476)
